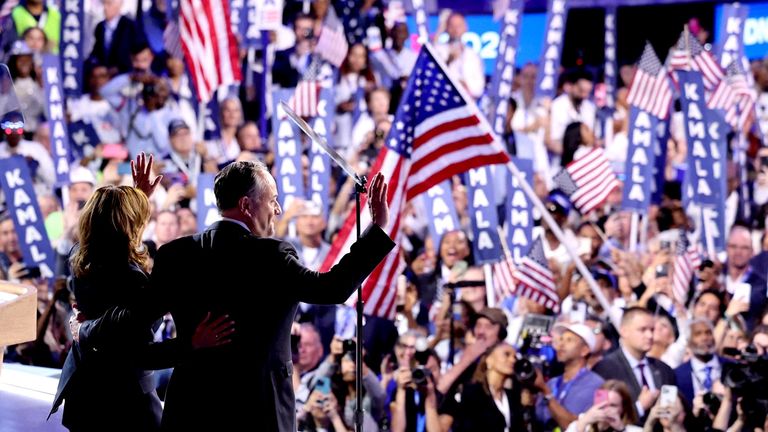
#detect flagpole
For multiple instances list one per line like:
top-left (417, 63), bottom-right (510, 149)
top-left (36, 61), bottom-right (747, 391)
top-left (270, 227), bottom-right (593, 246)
top-left (640, 212), bottom-right (649, 251)
top-left (421, 43), bottom-right (621, 329)
top-left (483, 264), bottom-right (496, 307)
top-left (629, 212), bottom-right (639, 252)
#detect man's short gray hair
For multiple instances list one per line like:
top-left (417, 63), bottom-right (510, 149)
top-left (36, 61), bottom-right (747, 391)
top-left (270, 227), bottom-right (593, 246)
top-left (213, 160), bottom-right (270, 211)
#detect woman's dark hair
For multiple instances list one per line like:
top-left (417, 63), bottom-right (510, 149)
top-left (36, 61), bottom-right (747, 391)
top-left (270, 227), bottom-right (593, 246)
top-left (561, 122), bottom-right (583, 167)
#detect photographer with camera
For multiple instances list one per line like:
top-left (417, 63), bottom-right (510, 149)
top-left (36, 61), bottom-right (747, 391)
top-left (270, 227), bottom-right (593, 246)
top-left (533, 323), bottom-right (605, 431)
top-left (272, 13), bottom-right (317, 89)
top-left (389, 347), bottom-right (443, 432)
top-left (314, 335), bottom-right (386, 431)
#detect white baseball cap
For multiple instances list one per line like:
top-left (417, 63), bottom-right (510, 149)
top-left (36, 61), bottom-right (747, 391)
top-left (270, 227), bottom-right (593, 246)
top-left (554, 322), bottom-right (597, 352)
top-left (69, 166), bottom-right (96, 186)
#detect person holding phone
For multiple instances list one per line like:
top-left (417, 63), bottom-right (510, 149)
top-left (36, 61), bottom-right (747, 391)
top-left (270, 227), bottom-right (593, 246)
top-left (642, 388), bottom-right (686, 432)
top-left (300, 384), bottom-right (349, 432)
top-left (564, 380), bottom-right (642, 432)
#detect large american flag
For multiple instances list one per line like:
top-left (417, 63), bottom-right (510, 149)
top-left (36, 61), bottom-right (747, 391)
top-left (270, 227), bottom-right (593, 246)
top-left (318, 45), bottom-right (510, 319)
top-left (672, 230), bottom-right (701, 306)
top-left (179, 0), bottom-right (242, 103)
top-left (553, 148), bottom-right (619, 215)
top-left (513, 237), bottom-right (559, 312)
top-left (668, 31), bottom-right (724, 91)
top-left (315, 7), bottom-right (349, 68)
top-left (708, 61), bottom-right (756, 130)
top-left (288, 57), bottom-right (322, 118)
top-left (627, 43), bottom-right (672, 119)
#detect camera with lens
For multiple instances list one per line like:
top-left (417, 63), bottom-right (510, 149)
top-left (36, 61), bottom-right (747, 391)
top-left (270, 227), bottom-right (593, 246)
top-left (411, 365), bottom-right (432, 386)
top-left (302, 27), bottom-right (315, 40)
top-left (722, 344), bottom-right (768, 427)
top-left (513, 317), bottom-right (556, 386)
top-left (342, 339), bottom-right (356, 355)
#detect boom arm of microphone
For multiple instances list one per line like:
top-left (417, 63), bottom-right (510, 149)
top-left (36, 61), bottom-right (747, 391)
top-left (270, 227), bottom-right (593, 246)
top-left (279, 101), bottom-right (367, 191)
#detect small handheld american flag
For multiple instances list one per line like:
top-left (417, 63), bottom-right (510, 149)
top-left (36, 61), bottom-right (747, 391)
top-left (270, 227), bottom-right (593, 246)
top-left (668, 31), bottom-right (724, 91)
top-left (672, 230), bottom-right (701, 306)
top-left (288, 56), bottom-right (322, 118)
top-left (513, 237), bottom-right (559, 312)
top-left (626, 42), bottom-right (672, 119)
top-left (553, 148), bottom-right (619, 215)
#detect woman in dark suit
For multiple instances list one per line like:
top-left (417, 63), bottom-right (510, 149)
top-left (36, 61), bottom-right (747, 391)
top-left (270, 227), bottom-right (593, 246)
top-left (50, 154), bottom-right (230, 431)
top-left (446, 342), bottom-right (526, 432)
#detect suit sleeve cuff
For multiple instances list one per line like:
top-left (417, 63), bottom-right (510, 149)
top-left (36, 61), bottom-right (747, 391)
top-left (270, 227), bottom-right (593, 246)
top-left (635, 401), bottom-right (645, 418)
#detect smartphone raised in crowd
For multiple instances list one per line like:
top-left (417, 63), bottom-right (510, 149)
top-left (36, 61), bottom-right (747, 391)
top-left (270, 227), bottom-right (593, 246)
top-left (659, 385), bottom-right (678, 407)
top-left (315, 376), bottom-right (331, 395)
top-left (593, 389), bottom-right (609, 405)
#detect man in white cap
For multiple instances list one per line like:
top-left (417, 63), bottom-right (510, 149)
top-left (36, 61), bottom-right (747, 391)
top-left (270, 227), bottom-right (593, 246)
top-left (47, 166), bottom-right (97, 274)
top-left (533, 322), bottom-right (605, 431)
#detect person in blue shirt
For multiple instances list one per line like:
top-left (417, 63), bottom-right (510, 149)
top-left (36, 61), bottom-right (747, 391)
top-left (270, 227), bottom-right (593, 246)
top-left (534, 322), bottom-right (605, 431)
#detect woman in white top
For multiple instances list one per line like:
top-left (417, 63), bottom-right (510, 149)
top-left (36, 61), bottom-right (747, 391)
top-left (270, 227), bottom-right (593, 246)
top-left (565, 380), bottom-right (642, 432)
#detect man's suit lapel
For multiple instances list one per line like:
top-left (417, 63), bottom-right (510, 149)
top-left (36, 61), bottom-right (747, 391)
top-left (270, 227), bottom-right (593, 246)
top-left (617, 350), bottom-right (642, 396)
top-left (649, 358), bottom-right (663, 388)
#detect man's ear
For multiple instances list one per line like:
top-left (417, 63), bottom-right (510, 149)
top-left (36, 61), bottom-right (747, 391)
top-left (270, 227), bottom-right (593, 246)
top-left (238, 196), bottom-right (250, 216)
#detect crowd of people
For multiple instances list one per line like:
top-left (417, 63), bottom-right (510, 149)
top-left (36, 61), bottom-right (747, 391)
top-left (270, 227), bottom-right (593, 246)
top-left (0, 0), bottom-right (768, 431)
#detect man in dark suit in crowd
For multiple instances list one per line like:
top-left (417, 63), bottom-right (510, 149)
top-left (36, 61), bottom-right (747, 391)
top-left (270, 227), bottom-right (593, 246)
top-left (593, 307), bottom-right (676, 424)
top-left (674, 318), bottom-right (727, 404)
top-left (272, 13), bottom-right (316, 88)
top-left (77, 161), bottom-right (394, 431)
top-left (88, 0), bottom-right (145, 75)
top-left (724, 225), bottom-right (768, 330)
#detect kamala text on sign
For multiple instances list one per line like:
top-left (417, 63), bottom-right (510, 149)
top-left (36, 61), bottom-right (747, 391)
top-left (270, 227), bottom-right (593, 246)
top-left (0, 157), bottom-right (56, 278)
top-left (61, 0), bottom-right (84, 99)
top-left (272, 89), bottom-right (304, 211)
top-left (621, 107), bottom-right (657, 213)
top-left (715, 2), bottom-right (768, 60)
top-left (42, 55), bottom-right (71, 186)
top-left (306, 89), bottom-right (333, 219)
top-left (467, 166), bottom-right (502, 264)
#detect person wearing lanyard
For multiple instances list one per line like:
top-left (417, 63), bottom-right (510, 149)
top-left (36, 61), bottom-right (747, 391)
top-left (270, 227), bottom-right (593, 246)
top-left (534, 323), bottom-right (605, 431)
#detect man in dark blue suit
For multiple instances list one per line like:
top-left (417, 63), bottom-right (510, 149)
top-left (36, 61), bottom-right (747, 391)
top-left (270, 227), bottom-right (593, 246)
top-left (272, 13), bottom-right (316, 89)
top-left (88, 0), bottom-right (146, 75)
top-left (724, 225), bottom-right (768, 330)
top-left (674, 318), bottom-right (726, 404)
top-left (593, 307), bottom-right (676, 425)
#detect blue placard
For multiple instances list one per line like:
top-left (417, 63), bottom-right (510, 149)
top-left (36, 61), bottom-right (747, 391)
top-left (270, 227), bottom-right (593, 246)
top-left (651, 118), bottom-right (669, 205)
top-left (68, 120), bottom-right (100, 162)
top-left (488, 1), bottom-right (524, 136)
top-left (272, 89), bottom-right (305, 211)
top-left (242, 0), bottom-right (263, 48)
top-left (203, 96), bottom-right (221, 141)
top-left (534, 0), bottom-right (569, 99)
top-left (714, 3), bottom-right (766, 61)
top-left (621, 107), bottom-right (657, 213)
top-left (60, 0), bottom-right (84, 100)
top-left (421, 180), bottom-right (460, 246)
top-left (715, 3), bottom-right (748, 68)
top-left (604, 6), bottom-right (617, 108)
top-left (678, 70), bottom-right (726, 209)
top-left (306, 89), bottom-right (334, 219)
top-left (467, 166), bottom-right (502, 264)
top-left (505, 158), bottom-right (534, 263)
top-left (42, 54), bottom-right (71, 186)
top-left (0, 156), bottom-right (55, 278)
top-left (405, 13), bottom-right (546, 75)
top-left (196, 173), bottom-right (221, 231)
top-left (230, 0), bottom-right (244, 40)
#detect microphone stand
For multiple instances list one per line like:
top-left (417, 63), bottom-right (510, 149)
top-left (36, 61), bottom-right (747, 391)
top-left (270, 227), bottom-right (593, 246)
top-left (279, 101), bottom-right (370, 431)
top-left (353, 175), bottom-right (367, 432)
